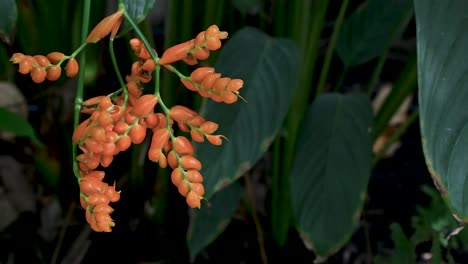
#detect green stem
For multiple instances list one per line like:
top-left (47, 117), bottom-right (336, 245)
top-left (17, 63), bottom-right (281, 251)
top-left (70, 42), bottom-right (88, 58)
top-left (316, 0), bottom-right (349, 97)
top-left (373, 110), bottom-right (419, 165)
top-left (109, 40), bottom-right (126, 89)
top-left (72, 0), bottom-right (91, 179)
top-left (366, 49), bottom-right (388, 96)
top-left (122, 10), bottom-right (159, 64)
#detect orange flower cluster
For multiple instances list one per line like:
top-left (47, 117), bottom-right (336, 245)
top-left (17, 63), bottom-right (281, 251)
top-left (10, 52), bottom-right (79, 83)
top-left (10, 8), bottom-right (243, 232)
top-left (72, 92), bottom-right (159, 232)
top-left (158, 25), bottom-right (228, 65)
top-left (181, 67), bottom-right (243, 104)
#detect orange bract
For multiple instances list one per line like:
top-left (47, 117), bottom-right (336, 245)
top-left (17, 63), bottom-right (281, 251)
top-left (86, 10), bottom-right (124, 43)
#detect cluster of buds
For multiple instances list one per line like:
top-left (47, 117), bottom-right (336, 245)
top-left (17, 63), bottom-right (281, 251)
top-left (72, 92), bottom-right (159, 232)
top-left (10, 5), bottom-right (243, 232)
top-left (10, 52), bottom-right (79, 83)
top-left (180, 67), bottom-right (243, 104)
top-left (158, 25), bottom-right (228, 65)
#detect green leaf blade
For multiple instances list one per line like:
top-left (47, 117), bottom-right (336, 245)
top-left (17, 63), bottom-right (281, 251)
top-left (187, 182), bottom-right (242, 262)
top-left (290, 93), bottom-right (374, 256)
top-left (0, 107), bottom-right (39, 143)
top-left (415, 0), bottom-right (468, 216)
top-left (336, 0), bottom-right (413, 67)
top-left (196, 27), bottom-right (300, 198)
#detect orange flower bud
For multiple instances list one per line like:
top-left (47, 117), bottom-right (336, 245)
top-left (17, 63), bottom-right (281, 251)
top-left (141, 59), bottom-right (155, 72)
top-left (46, 66), bottom-right (62, 81)
top-left (205, 25), bottom-right (220, 38)
top-left (179, 155), bottom-right (202, 170)
top-left (200, 121), bottom-right (219, 134)
top-left (33, 55), bottom-right (50, 67)
top-left (110, 105), bottom-right (125, 121)
top-left (47, 52), bottom-right (65, 64)
top-left (84, 138), bottom-right (103, 154)
top-left (65, 58), bottom-right (79, 78)
top-left (116, 135), bottom-right (132, 151)
top-left (214, 77), bottom-right (230, 92)
top-left (100, 155), bottom-right (114, 167)
top-left (103, 183), bottom-right (120, 202)
top-left (186, 191), bottom-right (201, 208)
top-left (18, 59), bottom-right (33, 74)
top-left (223, 92), bottom-right (238, 104)
top-left (187, 115), bottom-right (205, 127)
top-left (190, 67), bottom-right (214, 82)
top-left (72, 119), bottom-right (91, 143)
top-left (206, 134), bottom-right (225, 146)
top-left (171, 168), bottom-right (184, 186)
top-left (186, 170), bottom-right (203, 183)
top-left (113, 121), bottom-right (129, 134)
top-left (181, 79), bottom-right (197, 91)
top-left (201, 73), bottom-right (221, 89)
top-left (105, 131), bottom-right (119, 143)
top-left (98, 111), bottom-right (114, 127)
top-left (173, 136), bottom-right (195, 155)
top-left (194, 31), bottom-right (206, 46)
top-left (150, 128), bottom-right (170, 150)
top-left (79, 177), bottom-right (107, 195)
top-left (31, 67), bottom-right (47, 83)
top-left (94, 212), bottom-right (114, 232)
top-left (167, 150), bottom-right (179, 169)
top-left (93, 203), bottom-right (114, 214)
top-left (178, 181), bottom-right (190, 197)
top-left (102, 142), bottom-right (117, 156)
top-left (10, 53), bottom-right (25, 64)
top-left (131, 94), bottom-right (158, 118)
top-left (144, 113), bottom-right (160, 128)
top-left (86, 193), bottom-right (110, 207)
top-left (190, 183), bottom-right (205, 196)
top-left (205, 37), bottom-right (222, 51)
top-left (129, 124), bottom-right (147, 144)
top-left (190, 130), bottom-right (205, 142)
top-left (227, 79), bottom-right (244, 92)
top-left (91, 126), bottom-right (106, 142)
top-left (169, 105), bottom-right (197, 122)
top-left (86, 10), bottom-right (124, 43)
top-left (158, 39), bottom-right (195, 65)
top-left (83, 170), bottom-right (105, 181)
top-left (192, 47), bottom-right (210, 60)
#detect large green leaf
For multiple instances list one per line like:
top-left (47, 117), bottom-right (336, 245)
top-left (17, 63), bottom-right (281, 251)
top-left (0, 0), bottom-right (17, 44)
top-left (415, 0), bottom-right (468, 217)
top-left (119, 0), bottom-right (157, 36)
top-left (336, 0), bottom-right (413, 67)
top-left (186, 182), bottom-right (242, 262)
top-left (0, 107), bottom-right (39, 143)
top-left (290, 93), bottom-right (374, 256)
top-left (196, 27), bottom-right (300, 198)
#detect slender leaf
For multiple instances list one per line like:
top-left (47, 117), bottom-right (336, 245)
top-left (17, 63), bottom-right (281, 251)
top-left (415, 0), bottom-right (468, 218)
top-left (0, 107), bottom-right (39, 143)
top-left (336, 0), bottom-right (413, 67)
top-left (119, 0), bottom-right (157, 36)
top-left (0, 0), bottom-right (17, 44)
top-left (196, 27), bottom-right (300, 198)
top-left (187, 182), bottom-right (242, 262)
top-left (290, 93), bottom-right (373, 256)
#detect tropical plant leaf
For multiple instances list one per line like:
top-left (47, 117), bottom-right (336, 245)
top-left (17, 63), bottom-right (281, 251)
top-left (119, 0), bottom-right (157, 36)
top-left (195, 27), bottom-right (300, 198)
top-left (336, 0), bottom-right (413, 67)
top-left (415, 0), bottom-right (468, 218)
top-left (0, 107), bottom-right (39, 143)
top-left (187, 182), bottom-right (242, 262)
top-left (0, 0), bottom-right (17, 44)
top-left (290, 93), bottom-right (374, 256)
